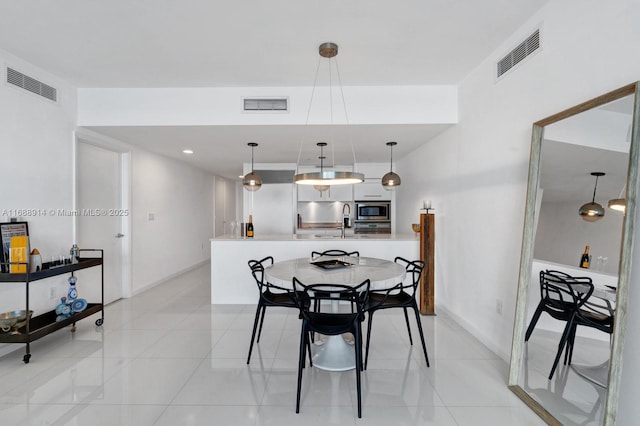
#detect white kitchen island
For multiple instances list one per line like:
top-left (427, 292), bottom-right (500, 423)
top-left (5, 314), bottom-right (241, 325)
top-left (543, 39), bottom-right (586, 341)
top-left (210, 234), bottom-right (419, 304)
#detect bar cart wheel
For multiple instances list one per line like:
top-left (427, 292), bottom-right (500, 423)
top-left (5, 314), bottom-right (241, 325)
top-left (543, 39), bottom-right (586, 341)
top-left (95, 318), bottom-right (103, 326)
top-left (23, 353), bottom-right (31, 364)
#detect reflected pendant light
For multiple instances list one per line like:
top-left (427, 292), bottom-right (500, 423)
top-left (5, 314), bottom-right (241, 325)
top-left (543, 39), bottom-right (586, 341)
top-left (578, 172), bottom-right (605, 221)
top-left (313, 142), bottom-right (330, 193)
top-left (608, 183), bottom-right (626, 212)
top-left (294, 42), bottom-right (365, 187)
top-left (242, 142), bottom-right (262, 192)
top-left (381, 141), bottom-right (401, 190)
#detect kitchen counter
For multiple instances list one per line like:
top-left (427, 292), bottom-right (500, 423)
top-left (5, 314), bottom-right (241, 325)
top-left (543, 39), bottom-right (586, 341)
top-left (210, 234), bottom-right (420, 304)
top-left (212, 233), bottom-right (417, 241)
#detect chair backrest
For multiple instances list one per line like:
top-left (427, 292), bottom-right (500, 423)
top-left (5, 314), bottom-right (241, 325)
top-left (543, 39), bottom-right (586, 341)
top-left (311, 249), bottom-right (360, 259)
top-left (247, 256), bottom-right (274, 293)
top-left (539, 270), bottom-right (593, 310)
top-left (292, 277), bottom-right (370, 319)
top-left (394, 257), bottom-right (425, 292)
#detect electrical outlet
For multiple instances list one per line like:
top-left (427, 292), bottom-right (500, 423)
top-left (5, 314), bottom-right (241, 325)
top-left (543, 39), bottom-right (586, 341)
top-left (49, 286), bottom-right (56, 299)
top-left (496, 299), bottom-right (503, 315)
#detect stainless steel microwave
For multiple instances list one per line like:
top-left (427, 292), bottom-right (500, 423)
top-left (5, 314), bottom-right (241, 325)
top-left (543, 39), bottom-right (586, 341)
top-left (355, 201), bottom-right (391, 222)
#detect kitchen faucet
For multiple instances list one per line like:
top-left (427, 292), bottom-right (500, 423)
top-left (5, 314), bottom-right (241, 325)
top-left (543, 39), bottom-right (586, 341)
top-left (341, 203), bottom-right (351, 238)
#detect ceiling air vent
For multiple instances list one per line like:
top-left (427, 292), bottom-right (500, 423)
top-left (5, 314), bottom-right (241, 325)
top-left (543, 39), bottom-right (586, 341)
top-left (6, 67), bottom-right (57, 102)
top-left (243, 98), bottom-right (288, 112)
top-left (497, 29), bottom-right (540, 78)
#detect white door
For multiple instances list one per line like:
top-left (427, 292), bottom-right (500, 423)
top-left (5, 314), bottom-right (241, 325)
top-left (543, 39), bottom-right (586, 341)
top-left (214, 177), bottom-right (226, 236)
top-left (77, 142), bottom-right (124, 304)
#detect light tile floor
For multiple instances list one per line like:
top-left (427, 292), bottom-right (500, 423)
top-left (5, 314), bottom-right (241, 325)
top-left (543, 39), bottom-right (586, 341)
top-left (0, 265), bottom-right (546, 425)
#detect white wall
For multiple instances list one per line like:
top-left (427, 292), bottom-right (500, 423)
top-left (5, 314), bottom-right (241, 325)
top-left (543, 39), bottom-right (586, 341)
top-left (0, 49), bottom-right (78, 317)
top-left (395, 0), bottom-right (640, 362)
top-left (130, 148), bottom-right (214, 294)
top-left (395, 0), bottom-right (640, 420)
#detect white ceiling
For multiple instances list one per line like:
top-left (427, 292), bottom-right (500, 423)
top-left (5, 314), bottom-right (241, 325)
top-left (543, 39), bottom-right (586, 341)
top-left (0, 0), bottom-right (550, 178)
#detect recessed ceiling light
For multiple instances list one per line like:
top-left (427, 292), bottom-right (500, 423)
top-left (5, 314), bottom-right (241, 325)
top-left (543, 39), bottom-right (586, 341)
top-left (182, 149), bottom-right (194, 154)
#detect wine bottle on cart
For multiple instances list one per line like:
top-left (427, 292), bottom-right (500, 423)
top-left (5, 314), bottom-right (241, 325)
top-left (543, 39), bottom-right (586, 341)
top-left (246, 215), bottom-right (254, 238)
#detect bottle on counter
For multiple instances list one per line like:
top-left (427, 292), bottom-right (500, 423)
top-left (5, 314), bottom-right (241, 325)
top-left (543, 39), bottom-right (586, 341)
top-left (246, 214), bottom-right (254, 238)
top-left (579, 245), bottom-right (590, 269)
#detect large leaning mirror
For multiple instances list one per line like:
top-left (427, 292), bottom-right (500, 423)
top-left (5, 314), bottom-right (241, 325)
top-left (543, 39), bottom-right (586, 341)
top-left (508, 82), bottom-right (640, 426)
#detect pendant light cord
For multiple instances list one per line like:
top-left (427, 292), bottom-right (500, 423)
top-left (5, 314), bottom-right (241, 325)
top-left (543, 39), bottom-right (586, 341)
top-left (295, 56), bottom-right (322, 173)
top-left (334, 56), bottom-right (358, 170)
top-left (592, 175), bottom-right (600, 203)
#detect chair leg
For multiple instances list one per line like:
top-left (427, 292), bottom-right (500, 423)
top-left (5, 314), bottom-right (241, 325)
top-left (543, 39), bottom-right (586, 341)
top-left (524, 304), bottom-right (544, 341)
top-left (364, 311), bottom-right (375, 370)
top-left (246, 303), bottom-right (262, 364)
top-left (565, 324), bottom-right (577, 366)
top-left (412, 304), bottom-right (430, 368)
top-left (403, 307), bottom-right (414, 345)
top-left (354, 325), bottom-right (363, 418)
top-left (549, 318), bottom-right (574, 380)
top-left (256, 305), bottom-right (267, 343)
top-left (296, 324), bottom-right (307, 413)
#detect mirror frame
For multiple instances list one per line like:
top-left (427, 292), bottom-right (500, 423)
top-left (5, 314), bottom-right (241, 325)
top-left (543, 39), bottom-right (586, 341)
top-left (508, 82), bottom-right (640, 425)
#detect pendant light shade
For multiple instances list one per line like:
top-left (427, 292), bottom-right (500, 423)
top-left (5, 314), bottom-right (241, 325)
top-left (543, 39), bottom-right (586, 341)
top-left (608, 183), bottom-right (626, 212)
top-left (578, 172), bottom-right (605, 221)
top-left (293, 42), bottom-right (365, 187)
top-left (608, 198), bottom-right (626, 212)
top-left (382, 141), bottom-right (401, 190)
top-left (243, 142), bottom-right (262, 192)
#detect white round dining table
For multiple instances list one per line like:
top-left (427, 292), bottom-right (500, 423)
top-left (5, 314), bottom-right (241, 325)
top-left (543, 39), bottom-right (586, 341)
top-left (265, 256), bottom-right (405, 371)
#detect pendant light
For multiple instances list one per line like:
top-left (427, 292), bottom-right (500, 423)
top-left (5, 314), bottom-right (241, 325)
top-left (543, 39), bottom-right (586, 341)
top-left (608, 183), bottom-right (626, 212)
top-left (294, 42), bottom-right (364, 187)
top-left (313, 142), bottom-right (330, 193)
top-left (381, 141), bottom-right (401, 190)
top-left (242, 142), bottom-right (262, 192)
top-left (578, 172), bottom-right (605, 221)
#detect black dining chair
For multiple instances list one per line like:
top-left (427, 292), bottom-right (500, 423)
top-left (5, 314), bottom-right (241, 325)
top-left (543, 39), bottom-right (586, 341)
top-left (292, 277), bottom-right (370, 418)
top-left (311, 249), bottom-right (360, 259)
top-left (246, 256), bottom-right (311, 365)
top-left (363, 257), bottom-right (429, 370)
top-left (564, 286), bottom-right (614, 367)
top-left (310, 250), bottom-right (360, 313)
top-left (524, 269), bottom-right (597, 379)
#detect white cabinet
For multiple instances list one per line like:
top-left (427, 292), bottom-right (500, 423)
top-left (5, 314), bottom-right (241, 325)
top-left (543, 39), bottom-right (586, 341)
top-left (354, 180), bottom-right (390, 201)
top-left (298, 184), bottom-right (353, 202)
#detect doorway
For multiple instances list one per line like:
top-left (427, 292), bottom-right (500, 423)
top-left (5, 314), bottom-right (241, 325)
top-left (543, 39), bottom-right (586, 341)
top-left (75, 138), bottom-right (130, 303)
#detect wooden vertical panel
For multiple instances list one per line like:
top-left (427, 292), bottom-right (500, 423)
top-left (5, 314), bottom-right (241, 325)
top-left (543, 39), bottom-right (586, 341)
top-left (419, 212), bottom-right (435, 315)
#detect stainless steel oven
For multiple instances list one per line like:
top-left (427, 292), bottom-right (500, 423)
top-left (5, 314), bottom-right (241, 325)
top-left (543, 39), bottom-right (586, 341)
top-left (354, 201), bottom-right (391, 234)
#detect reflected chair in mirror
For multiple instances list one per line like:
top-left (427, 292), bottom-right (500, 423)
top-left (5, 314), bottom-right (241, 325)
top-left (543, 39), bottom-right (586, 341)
top-left (246, 256), bottom-right (311, 365)
top-left (363, 257), bottom-right (429, 370)
top-left (565, 289), bottom-right (615, 367)
top-left (292, 277), bottom-right (370, 418)
top-left (524, 270), bottom-right (594, 379)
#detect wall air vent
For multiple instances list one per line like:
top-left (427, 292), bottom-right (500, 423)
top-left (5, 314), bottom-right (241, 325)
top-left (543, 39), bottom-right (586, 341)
top-left (6, 67), bottom-right (57, 102)
top-left (243, 98), bottom-right (288, 112)
top-left (497, 29), bottom-right (540, 78)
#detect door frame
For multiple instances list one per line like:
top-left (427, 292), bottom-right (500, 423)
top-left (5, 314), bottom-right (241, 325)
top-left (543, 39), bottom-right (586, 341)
top-left (73, 128), bottom-right (132, 298)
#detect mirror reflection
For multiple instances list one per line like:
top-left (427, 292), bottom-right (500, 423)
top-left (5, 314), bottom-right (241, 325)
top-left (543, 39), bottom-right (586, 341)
top-left (518, 94), bottom-right (635, 425)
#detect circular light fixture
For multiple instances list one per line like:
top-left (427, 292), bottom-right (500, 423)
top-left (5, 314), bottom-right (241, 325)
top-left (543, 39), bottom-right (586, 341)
top-left (578, 172), bottom-right (605, 222)
top-left (293, 42), bottom-right (365, 187)
top-left (295, 171), bottom-right (365, 186)
top-left (242, 142), bottom-right (262, 192)
top-left (182, 149), bottom-right (194, 154)
top-left (382, 141), bottom-right (401, 190)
